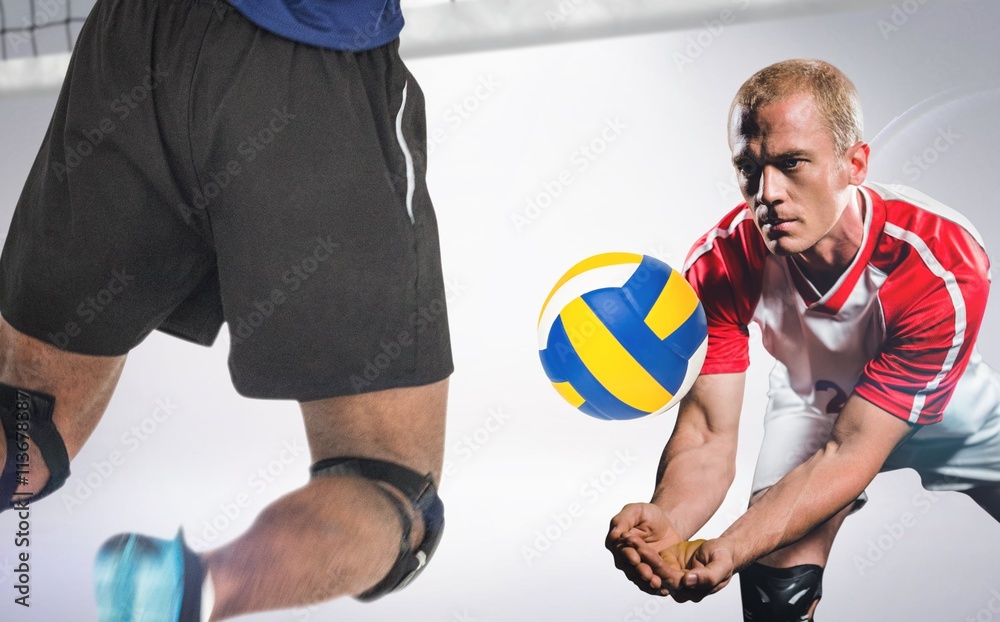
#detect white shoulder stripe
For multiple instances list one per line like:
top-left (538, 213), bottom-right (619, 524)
top-left (882, 222), bottom-right (967, 423)
top-left (867, 182), bottom-right (986, 249)
top-left (683, 209), bottom-right (753, 273)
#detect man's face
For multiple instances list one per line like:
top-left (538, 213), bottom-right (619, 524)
top-left (729, 92), bottom-right (862, 257)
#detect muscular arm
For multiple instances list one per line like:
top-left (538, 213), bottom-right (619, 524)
top-left (715, 394), bottom-right (915, 569)
top-left (606, 372), bottom-right (744, 593)
top-left (651, 372), bottom-right (745, 539)
top-left (651, 392), bottom-right (918, 596)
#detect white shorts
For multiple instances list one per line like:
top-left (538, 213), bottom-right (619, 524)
top-left (751, 356), bottom-right (1000, 508)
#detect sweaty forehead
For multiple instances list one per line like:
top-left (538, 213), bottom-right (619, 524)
top-left (729, 94), bottom-right (826, 156)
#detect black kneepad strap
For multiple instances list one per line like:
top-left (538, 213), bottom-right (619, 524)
top-left (310, 457), bottom-right (444, 602)
top-left (0, 383), bottom-right (70, 511)
top-left (740, 563), bottom-right (824, 622)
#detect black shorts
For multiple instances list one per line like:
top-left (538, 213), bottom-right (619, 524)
top-left (0, 0), bottom-right (453, 401)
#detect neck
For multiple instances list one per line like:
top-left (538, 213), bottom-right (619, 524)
top-left (794, 187), bottom-right (866, 292)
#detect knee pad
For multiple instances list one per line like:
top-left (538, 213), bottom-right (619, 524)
top-left (0, 383), bottom-right (70, 511)
top-left (310, 457), bottom-right (444, 602)
top-left (740, 563), bottom-right (824, 622)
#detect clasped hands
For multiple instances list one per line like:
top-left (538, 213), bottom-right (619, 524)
top-left (606, 502), bottom-right (736, 602)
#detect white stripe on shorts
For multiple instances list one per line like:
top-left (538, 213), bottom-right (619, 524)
top-left (394, 81), bottom-right (416, 225)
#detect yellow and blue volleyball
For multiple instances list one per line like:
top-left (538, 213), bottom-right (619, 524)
top-left (537, 253), bottom-right (708, 420)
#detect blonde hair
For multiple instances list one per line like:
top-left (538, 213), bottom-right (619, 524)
top-left (730, 59), bottom-right (863, 154)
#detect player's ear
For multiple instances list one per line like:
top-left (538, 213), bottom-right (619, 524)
top-left (845, 141), bottom-right (870, 186)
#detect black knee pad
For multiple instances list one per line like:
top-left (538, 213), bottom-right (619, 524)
top-left (310, 457), bottom-right (444, 602)
top-left (0, 383), bottom-right (70, 511)
top-left (740, 563), bottom-right (824, 622)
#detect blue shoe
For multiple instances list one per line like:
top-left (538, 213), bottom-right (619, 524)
top-left (94, 529), bottom-right (203, 622)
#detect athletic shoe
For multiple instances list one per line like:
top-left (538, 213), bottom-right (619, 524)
top-left (94, 529), bottom-right (202, 622)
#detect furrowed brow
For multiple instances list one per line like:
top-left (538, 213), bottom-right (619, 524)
top-left (769, 149), bottom-right (810, 161)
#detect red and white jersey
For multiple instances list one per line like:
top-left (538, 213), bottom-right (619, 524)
top-left (683, 183), bottom-right (992, 429)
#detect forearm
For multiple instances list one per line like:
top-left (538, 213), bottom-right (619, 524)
top-left (717, 444), bottom-right (875, 570)
top-left (650, 432), bottom-right (736, 540)
top-left (712, 393), bottom-right (918, 571)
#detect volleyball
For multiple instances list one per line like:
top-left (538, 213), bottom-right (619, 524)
top-left (537, 253), bottom-right (708, 420)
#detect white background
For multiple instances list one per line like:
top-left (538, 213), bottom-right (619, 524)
top-left (1, 0), bottom-right (1000, 620)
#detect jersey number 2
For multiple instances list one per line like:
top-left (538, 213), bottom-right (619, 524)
top-left (816, 380), bottom-right (848, 414)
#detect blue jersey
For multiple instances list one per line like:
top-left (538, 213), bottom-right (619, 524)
top-left (226, 1), bottom-right (404, 51)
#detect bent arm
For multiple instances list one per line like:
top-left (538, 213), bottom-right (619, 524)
top-left (715, 394), bottom-right (916, 570)
top-left (651, 372), bottom-right (745, 540)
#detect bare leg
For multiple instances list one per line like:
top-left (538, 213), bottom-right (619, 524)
top-left (961, 485), bottom-right (1000, 521)
top-left (747, 489), bottom-right (854, 620)
top-left (0, 316), bottom-right (126, 497)
top-left (203, 378), bottom-right (448, 620)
